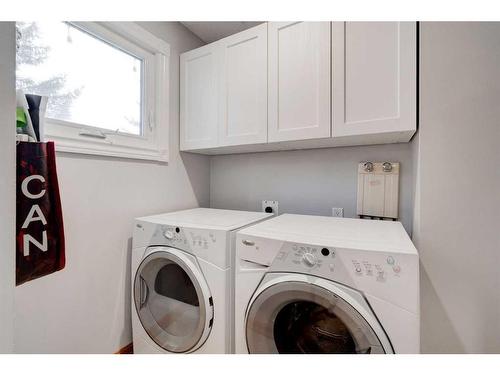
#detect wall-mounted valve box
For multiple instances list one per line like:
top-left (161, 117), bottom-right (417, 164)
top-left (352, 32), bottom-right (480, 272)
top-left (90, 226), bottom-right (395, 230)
top-left (357, 161), bottom-right (399, 219)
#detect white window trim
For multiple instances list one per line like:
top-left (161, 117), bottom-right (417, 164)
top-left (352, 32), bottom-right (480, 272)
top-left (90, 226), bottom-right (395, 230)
top-left (43, 22), bottom-right (170, 163)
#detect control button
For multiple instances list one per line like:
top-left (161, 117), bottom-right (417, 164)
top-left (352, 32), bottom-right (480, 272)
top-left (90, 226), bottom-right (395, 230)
top-left (164, 230), bottom-right (174, 240)
top-left (302, 253), bottom-right (317, 267)
top-left (175, 227), bottom-right (180, 233)
top-left (355, 266), bottom-right (362, 274)
top-left (377, 271), bottom-right (386, 282)
top-left (276, 251), bottom-right (287, 260)
top-left (321, 248), bottom-right (330, 256)
top-left (393, 265), bottom-right (401, 273)
top-left (387, 256), bottom-right (395, 265)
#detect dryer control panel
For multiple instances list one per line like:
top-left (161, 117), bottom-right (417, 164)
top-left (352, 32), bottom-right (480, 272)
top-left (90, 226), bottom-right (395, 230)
top-left (140, 223), bottom-right (229, 269)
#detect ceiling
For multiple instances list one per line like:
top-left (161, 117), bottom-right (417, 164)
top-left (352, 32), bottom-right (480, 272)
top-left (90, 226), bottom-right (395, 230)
top-left (181, 22), bottom-right (263, 44)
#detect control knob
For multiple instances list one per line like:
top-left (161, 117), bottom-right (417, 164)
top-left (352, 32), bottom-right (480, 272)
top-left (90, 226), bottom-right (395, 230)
top-left (164, 230), bottom-right (174, 240)
top-left (302, 253), bottom-right (317, 267)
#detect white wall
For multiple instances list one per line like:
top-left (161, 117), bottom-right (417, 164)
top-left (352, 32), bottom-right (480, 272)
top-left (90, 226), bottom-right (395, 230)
top-left (14, 22), bottom-right (210, 353)
top-left (0, 22), bottom-right (16, 353)
top-left (414, 22), bottom-right (500, 353)
top-left (211, 143), bottom-right (415, 233)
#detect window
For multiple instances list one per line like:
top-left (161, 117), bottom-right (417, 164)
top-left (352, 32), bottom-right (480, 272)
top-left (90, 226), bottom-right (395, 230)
top-left (16, 22), bottom-right (170, 162)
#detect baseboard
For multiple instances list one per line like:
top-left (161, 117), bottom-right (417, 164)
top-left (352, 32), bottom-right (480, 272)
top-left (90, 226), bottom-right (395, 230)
top-left (115, 342), bottom-right (134, 354)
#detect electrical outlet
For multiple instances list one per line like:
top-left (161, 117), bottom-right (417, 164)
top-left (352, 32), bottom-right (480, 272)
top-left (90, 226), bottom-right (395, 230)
top-left (332, 208), bottom-right (344, 217)
top-left (262, 200), bottom-right (279, 216)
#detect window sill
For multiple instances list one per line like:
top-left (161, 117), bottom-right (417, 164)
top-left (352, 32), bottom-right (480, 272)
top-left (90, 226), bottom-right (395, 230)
top-left (49, 134), bottom-right (169, 163)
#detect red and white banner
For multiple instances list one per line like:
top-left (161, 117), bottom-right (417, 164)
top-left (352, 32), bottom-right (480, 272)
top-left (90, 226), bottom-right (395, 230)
top-left (16, 141), bottom-right (65, 285)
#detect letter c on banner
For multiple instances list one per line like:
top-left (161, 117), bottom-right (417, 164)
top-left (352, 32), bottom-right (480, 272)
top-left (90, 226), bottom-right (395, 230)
top-left (21, 175), bottom-right (46, 199)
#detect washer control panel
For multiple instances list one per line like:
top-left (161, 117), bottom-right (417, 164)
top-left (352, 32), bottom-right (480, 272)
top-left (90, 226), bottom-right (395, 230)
top-left (269, 241), bottom-right (412, 288)
top-left (272, 242), bottom-right (337, 275)
top-left (265, 239), bottom-right (418, 314)
top-left (350, 254), bottom-right (404, 283)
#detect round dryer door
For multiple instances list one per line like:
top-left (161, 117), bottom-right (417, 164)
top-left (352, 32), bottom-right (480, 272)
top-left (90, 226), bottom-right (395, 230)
top-left (246, 275), bottom-right (393, 354)
top-left (134, 247), bottom-right (213, 353)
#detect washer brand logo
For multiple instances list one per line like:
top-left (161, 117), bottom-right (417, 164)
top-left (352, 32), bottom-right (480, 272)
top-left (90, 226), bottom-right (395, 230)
top-left (20, 175), bottom-right (48, 256)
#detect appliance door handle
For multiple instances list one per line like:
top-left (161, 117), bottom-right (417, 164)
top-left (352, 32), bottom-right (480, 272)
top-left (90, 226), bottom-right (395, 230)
top-left (139, 276), bottom-right (149, 309)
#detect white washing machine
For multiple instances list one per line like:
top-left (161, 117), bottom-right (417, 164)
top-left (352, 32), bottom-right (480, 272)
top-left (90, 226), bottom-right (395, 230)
top-left (131, 208), bottom-right (272, 354)
top-left (234, 214), bottom-right (419, 354)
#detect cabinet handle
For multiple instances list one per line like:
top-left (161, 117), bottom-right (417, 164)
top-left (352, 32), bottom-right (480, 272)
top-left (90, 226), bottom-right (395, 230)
top-left (242, 239), bottom-right (255, 246)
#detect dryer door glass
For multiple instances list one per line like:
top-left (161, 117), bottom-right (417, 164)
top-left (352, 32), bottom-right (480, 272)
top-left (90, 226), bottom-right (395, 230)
top-left (134, 250), bottom-right (211, 353)
top-left (246, 281), bottom-right (387, 354)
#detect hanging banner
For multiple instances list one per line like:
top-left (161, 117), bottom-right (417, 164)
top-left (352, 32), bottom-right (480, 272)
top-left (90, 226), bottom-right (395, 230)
top-left (16, 141), bottom-right (65, 285)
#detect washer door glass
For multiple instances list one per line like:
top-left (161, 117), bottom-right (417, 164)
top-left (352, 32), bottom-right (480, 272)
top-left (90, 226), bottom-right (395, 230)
top-left (134, 249), bottom-right (211, 353)
top-left (246, 281), bottom-right (386, 354)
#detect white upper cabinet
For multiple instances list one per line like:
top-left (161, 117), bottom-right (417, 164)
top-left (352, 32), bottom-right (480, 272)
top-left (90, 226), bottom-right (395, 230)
top-left (332, 22), bottom-right (416, 141)
top-left (180, 22), bottom-right (417, 154)
top-left (180, 44), bottom-right (219, 151)
top-left (181, 24), bottom-right (267, 150)
top-left (218, 23), bottom-right (268, 147)
top-left (268, 22), bottom-right (331, 143)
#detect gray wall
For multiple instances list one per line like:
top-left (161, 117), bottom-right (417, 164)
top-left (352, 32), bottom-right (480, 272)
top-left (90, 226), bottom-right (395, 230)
top-left (414, 22), bottom-right (500, 353)
top-left (14, 22), bottom-right (210, 353)
top-left (211, 142), bottom-right (415, 233)
top-left (0, 22), bottom-right (15, 353)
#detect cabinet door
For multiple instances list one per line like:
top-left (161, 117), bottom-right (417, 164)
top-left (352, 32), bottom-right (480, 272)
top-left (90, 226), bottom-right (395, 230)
top-left (218, 23), bottom-right (268, 146)
top-left (332, 22), bottom-right (416, 139)
top-left (180, 44), bottom-right (219, 151)
top-left (268, 22), bottom-right (331, 143)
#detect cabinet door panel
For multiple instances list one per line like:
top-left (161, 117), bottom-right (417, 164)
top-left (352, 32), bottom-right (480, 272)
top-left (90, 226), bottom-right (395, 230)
top-left (180, 45), bottom-right (218, 150)
top-left (219, 23), bottom-right (267, 146)
top-left (268, 22), bottom-right (331, 142)
top-left (332, 22), bottom-right (416, 138)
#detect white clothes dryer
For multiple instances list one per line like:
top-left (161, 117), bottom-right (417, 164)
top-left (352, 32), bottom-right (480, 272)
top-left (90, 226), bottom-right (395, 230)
top-left (234, 214), bottom-right (419, 354)
top-left (131, 208), bottom-right (272, 354)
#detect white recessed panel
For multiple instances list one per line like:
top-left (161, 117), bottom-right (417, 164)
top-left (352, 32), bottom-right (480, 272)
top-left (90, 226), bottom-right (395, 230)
top-left (268, 22), bottom-right (331, 142)
top-left (344, 22), bottom-right (399, 123)
top-left (357, 162), bottom-right (400, 219)
top-left (219, 23), bottom-right (267, 146)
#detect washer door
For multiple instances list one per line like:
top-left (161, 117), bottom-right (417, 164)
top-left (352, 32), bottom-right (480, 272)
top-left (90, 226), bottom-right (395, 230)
top-left (134, 247), bottom-right (213, 353)
top-left (246, 274), bottom-right (393, 354)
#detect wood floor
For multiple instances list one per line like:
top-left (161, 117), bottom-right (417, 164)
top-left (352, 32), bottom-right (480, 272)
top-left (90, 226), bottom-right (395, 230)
top-left (115, 343), bottom-right (133, 354)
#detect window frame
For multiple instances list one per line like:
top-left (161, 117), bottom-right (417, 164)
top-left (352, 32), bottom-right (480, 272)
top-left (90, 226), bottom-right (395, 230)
top-left (22, 22), bottom-right (170, 163)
